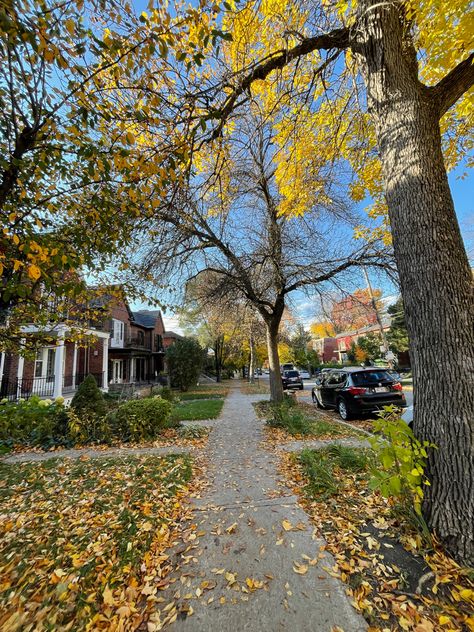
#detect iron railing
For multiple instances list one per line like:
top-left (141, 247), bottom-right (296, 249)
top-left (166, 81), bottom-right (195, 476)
top-left (0, 375), bottom-right (55, 401)
top-left (0, 372), bottom-right (105, 401)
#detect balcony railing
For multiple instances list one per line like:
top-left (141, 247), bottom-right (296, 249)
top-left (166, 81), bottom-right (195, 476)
top-left (125, 337), bottom-right (152, 350)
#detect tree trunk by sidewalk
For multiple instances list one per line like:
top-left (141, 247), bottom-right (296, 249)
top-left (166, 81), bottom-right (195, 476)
top-left (249, 333), bottom-right (256, 384)
top-left (355, 0), bottom-right (474, 564)
top-left (266, 322), bottom-right (284, 403)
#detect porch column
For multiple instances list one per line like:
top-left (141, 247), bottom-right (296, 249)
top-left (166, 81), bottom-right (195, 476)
top-left (53, 326), bottom-right (66, 399)
top-left (72, 343), bottom-right (78, 389)
top-left (17, 339), bottom-right (25, 399)
top-left (102, 337), bottom-right (109, 392)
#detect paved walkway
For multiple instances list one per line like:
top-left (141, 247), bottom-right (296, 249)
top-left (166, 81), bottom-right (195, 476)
top-left (1, 444), bottom-right (194, 464)
top-left (161, 386), bottom-right (367, 631)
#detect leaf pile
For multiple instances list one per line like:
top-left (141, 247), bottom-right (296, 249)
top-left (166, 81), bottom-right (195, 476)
top-left (280, 447), bottom-right (474, 631)
top-left (0, 454), bottom-right (201, 630)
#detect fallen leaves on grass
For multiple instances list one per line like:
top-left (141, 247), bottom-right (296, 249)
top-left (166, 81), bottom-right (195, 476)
top-left (0, 454), bottom-right (203, 631)
top-left (280, 449), bottom-right (474, 631)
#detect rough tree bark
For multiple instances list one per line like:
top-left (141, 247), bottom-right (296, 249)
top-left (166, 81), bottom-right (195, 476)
top-left (265, 316), bottom-right (285, 403)
top-left (354, 0), bottom-right (474, 564)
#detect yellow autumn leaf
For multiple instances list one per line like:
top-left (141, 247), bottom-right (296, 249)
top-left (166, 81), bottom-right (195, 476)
top-left (125, 131), bottom-right (135, 145)
top-left (293, 562), bottom-right (308, 575)
top-left (438, 615), bottom-right (451, 625)
top-left (103, 585), bottom-right (115, 606)
top-left (28, 264), bottom-right (41, 281)
top-left (282, 519), bottom-right (292, 531)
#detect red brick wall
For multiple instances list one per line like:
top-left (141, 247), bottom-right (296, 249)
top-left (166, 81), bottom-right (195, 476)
top-left (89, 339), bottom-right (104, 374)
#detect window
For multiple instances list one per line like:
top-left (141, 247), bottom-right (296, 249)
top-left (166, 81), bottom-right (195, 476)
top-left (111, 318), bottom-right (124, 347)
top-left (34, 350), bottom-right (43, 378)
top-left (352, 371), bottom-right (392, 386)
top-left (327, 371), bottom-right (347, 385)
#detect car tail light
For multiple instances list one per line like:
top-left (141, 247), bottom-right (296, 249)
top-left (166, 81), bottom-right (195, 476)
top-left (392, 382), bottom-right (403, 391)
top-left (348, 386), bottom-right (366, 396)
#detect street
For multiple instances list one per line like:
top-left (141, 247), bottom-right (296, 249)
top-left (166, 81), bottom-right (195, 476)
top-left (258, 372), bottom-right (414, 412)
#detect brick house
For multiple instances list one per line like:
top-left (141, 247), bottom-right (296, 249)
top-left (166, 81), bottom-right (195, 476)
top-left (0, 324), bottom-right (109, 401)
top-left (103, 301), bottom-right (166, 386)
top-left (0, 293), bottom-right (179, 401)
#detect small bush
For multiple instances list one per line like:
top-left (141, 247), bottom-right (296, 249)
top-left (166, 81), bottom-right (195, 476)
top-left (178, 425), bottom-right (209, 439)
top-left (0, 396), bottom-right (70, 450)
top-left (67, 408), bottom-right (112, 445)
top-left (71, 375), bottom-right (107, 419)
top-left (157, 386), bottom-right (175, 402)
top-left (369, 406), bottom-right (436, 519)
top-left (266, 401), bottom-right (312, 435)
top-left (299, 445), bottom-right (369, 498)
top-left (108, 396), bottom-right (174, 442)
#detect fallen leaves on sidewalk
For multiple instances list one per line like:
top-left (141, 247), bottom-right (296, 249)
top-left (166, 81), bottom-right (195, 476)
top-left (280, 449), bottom-right (474, 632)
top-left (0, 453), bottom-right (205, 631)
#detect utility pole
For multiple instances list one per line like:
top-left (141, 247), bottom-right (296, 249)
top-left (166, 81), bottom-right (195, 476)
top-left (362, 267), bottom-right (393, 368)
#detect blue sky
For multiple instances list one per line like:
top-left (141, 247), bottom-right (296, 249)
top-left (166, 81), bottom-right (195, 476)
top-left (137, 166), bottom-right (472, 334)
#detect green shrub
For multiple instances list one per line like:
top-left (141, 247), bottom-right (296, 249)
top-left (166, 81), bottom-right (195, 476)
top-left (369, 406), bottom-right (436, 519)
top-left (71, 375), bottom-right (107, 419)
top-left (299, 445), bottom-right (368, 498)
top-left (266, 401), bottom-right (312, 435)
top-left (67, 408), bottom-right (112, 445)
top-left (156, 386), bottom-right (175, 402)
top-left (108, 396), bottom-right (174, 442)
top-left (0, 396), bottom-right (70, 450)
top-left (166, 338), bottom-right (204, 391)
top-left (178, 425), bottom-right (209, 439)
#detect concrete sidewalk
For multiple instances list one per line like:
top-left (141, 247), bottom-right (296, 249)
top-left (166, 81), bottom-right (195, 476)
top-left (161, 386), bottom-right (367, 631)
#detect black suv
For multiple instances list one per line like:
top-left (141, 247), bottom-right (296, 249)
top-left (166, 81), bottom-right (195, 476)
top-left (282, 370), bottom-right (304, 390)
top-left (311, 367), bottom-right (406, 420)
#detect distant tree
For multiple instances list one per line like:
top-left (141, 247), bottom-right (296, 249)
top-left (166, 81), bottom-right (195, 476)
top-left (357, 333), bottom-right (382, 363)
top-left (347, 341), bottom-right (358, 363)
top-left (331, 288), bottom-right (383, 333)
top-left (166, 338), bottom-right (204, 392)
top-left (289, 324), bottom-right (313, 370)
top-left (387, 298), bottom-right (410, 356)
top-left (310, 322), bottom-right (336, 339)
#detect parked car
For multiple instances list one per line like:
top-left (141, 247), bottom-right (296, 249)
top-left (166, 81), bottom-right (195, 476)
top-left (311, 367), bottom-right (406, 420)
top-left (282, 370), bottom-right (304, 390)
top-left (298, 370), bottom-right (311, 379)
top-left (281, 363), bottom-right (295, 373)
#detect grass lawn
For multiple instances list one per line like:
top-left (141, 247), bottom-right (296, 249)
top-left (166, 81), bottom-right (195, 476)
top-left (254, 399), bottom-right (361, 440)
top-left (282, 446), bottom-right (474, 631)
top-left (171, 398), bottom-right (224, 421)
top-left (178, 392), bottom-right (224, 401)
top-left (177, 384), bottom-right (229, 399)
top-left (0, 454), bottom-right (193, 630)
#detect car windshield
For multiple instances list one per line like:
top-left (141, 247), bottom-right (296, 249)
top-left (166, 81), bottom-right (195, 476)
top-left (285, 371), bottom-right (299, 377)
top-left (352, 370), bottom-right (393, 385)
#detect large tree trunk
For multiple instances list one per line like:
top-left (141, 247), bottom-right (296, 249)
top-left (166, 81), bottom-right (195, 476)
top-left (355, 0), bottom-right (474, 564)
top-left (266, 321), bottom-right (284, 403)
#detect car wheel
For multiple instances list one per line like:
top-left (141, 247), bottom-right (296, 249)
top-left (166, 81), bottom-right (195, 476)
top-left (337, 398), bottom-right (351, 420)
